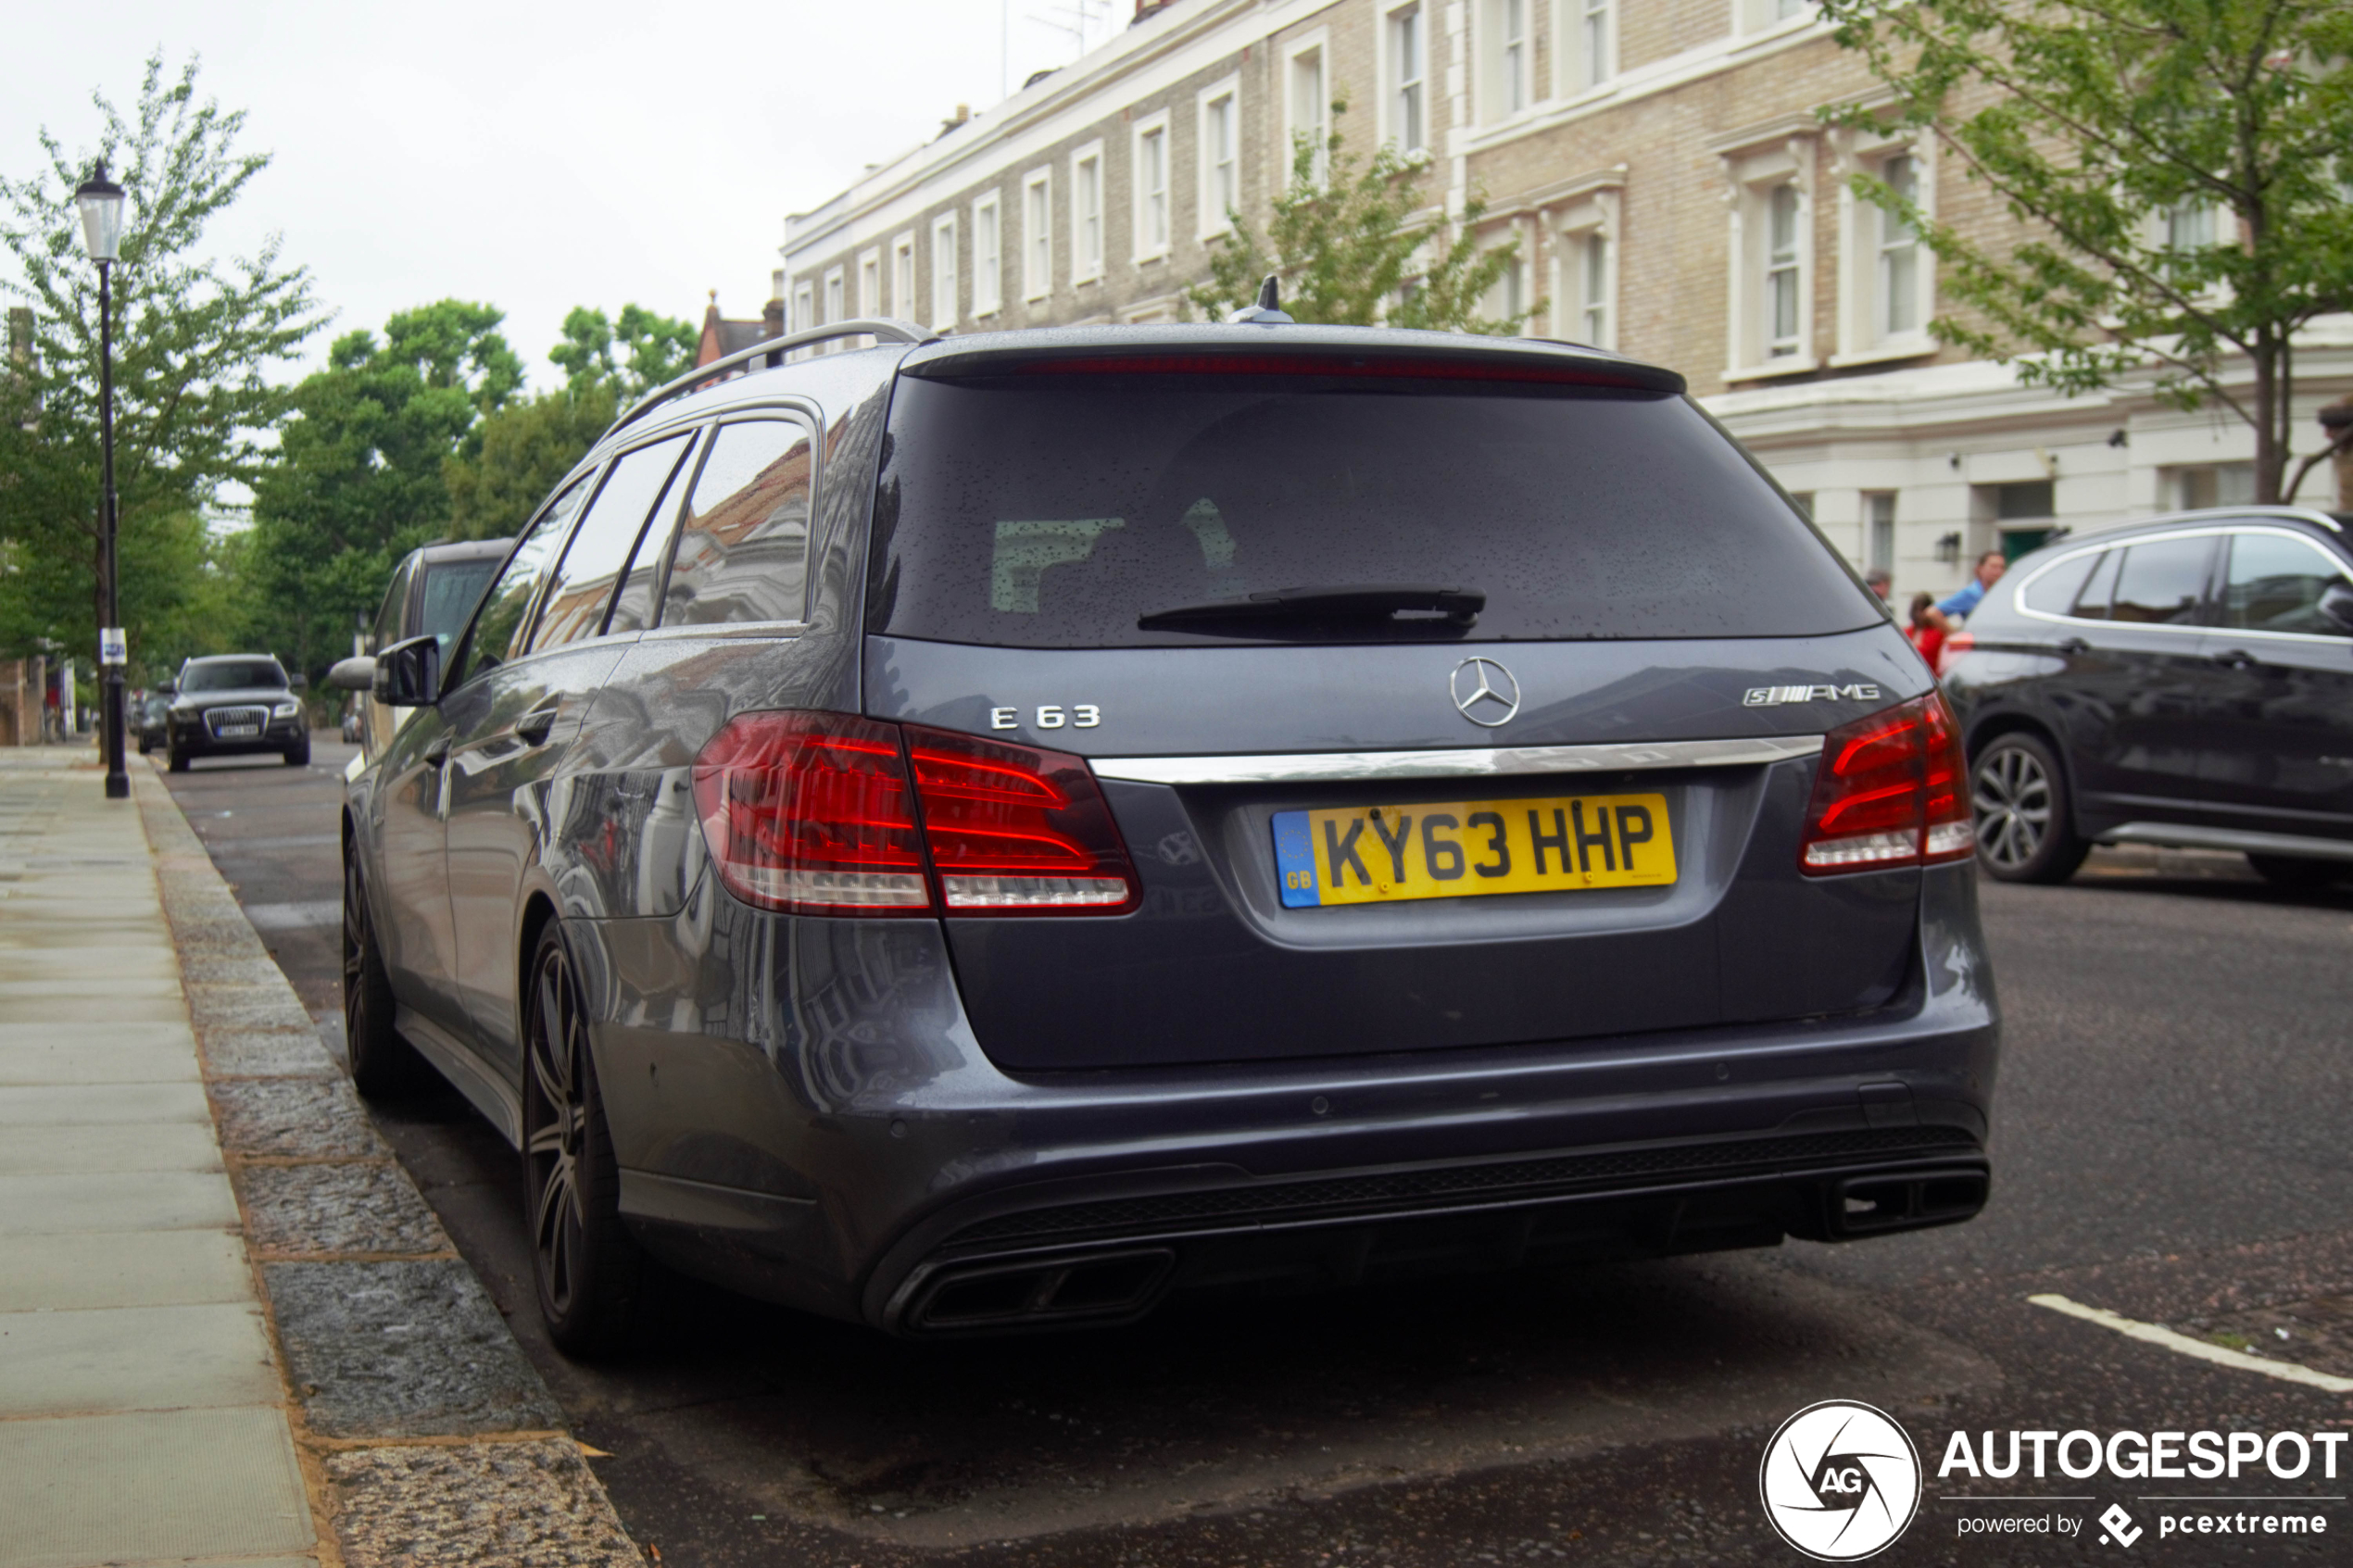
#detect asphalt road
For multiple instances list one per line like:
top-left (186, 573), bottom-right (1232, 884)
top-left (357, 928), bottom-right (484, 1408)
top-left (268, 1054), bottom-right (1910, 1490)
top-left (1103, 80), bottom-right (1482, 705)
top-left (163, 739), bottom-right (2353, 1566)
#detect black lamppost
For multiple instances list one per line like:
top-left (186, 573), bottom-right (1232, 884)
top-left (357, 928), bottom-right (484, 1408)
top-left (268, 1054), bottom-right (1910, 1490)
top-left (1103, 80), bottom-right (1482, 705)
top-left (75, 162), bottom-right (128, 800)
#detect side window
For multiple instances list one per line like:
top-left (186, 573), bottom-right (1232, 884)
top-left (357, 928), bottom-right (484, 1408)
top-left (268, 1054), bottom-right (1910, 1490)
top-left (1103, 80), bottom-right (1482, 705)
top-left (659, 419), bottom-right (814, 628)
top-left (2108, 536), bottom-right (2214, 625)
top-left (2020, 551), bottom-right (2097, 617)
top-left (529, 433), bottom-right (694, 652)
top-left (2071, 548), bottom-right (2121, 621)
top-left (2220, 532), bottom-right (2351, 635)
top-left (370, 558), bottom-right (412, 654)
top-left (456, 477), bottom-right (590, 686)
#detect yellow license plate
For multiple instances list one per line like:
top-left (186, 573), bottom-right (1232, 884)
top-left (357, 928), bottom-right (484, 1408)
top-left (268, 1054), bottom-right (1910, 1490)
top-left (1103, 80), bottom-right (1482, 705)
top-left (1272, 792), bottom-right (1676, 908)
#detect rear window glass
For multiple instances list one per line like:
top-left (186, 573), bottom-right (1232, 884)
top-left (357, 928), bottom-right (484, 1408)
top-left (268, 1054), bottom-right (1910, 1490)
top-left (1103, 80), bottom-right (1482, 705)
top-left (867, 376), bottom-right (1876, 646)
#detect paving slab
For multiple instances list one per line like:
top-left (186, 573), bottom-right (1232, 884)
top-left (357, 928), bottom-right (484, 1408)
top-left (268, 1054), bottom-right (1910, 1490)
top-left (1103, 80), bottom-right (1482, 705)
top-left (0, 1121), bottom-right (222, 1174)
top-left (0, 1021), bottom-right (195, 1052)
top-left (239, 1160), bottom-right (452, 1256)
top-left (0, 993), bottom-right (192, 1023)
top-left (0, 1300), bottom-right (280, 1416)
top-left (0, 1082), bottom-right (214, 1125)
top-left (211, 1077), bottom-right (387, 1159)
top-left (0, 946), bottom-right (178, 978)
top-left (0, 1037), bottom-right (200, 1085)
top-left (0, 1170), bottom-right (240, 1236)
top-left (0, 1229), bottom-right (254, 1311)
top-left (265, 1260), bottom-right (564, 1438)
top-left (324, 1439), bottom-right (638, 1568)
top-left (0, 1406), bottom-right (313, 1568)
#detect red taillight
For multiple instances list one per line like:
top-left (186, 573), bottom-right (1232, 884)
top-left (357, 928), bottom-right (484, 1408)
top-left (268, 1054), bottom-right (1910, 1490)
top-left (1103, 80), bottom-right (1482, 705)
top-left (1799, 693), bottom-right (1975, 875)
top-left (690, 712), bottom-right (1140, 916)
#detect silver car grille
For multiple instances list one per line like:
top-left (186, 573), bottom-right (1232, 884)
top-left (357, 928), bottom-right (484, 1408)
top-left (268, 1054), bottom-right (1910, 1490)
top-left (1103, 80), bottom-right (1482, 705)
top-left (205, 706), bottom-right (270, 736)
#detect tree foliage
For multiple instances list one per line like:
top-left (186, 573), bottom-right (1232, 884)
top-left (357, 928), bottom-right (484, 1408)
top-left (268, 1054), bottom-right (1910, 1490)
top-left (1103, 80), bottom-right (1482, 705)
top-left (444, 383), bottom-right (617, 544)
top-left (549, 304), bottom-right (696, 398)
top-left (0, 53), bottom-right (321, 675)
top-left (1819, 0), bottom-right (2353, 502)
top-left (1187, 101), bottom-right (1537, 333)
top-left (244, 301), bottom-right (521, 676)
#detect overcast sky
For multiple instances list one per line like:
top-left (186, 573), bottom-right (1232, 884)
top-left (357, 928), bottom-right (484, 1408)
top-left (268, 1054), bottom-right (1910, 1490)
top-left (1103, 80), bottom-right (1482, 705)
top-left (4, 0), bottom-right (1122, 394)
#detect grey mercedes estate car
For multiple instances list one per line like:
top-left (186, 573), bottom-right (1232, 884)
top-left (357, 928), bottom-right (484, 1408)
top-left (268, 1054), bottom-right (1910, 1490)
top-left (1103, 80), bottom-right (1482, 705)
top-left (341, 314), bottom-right (1998, 1354)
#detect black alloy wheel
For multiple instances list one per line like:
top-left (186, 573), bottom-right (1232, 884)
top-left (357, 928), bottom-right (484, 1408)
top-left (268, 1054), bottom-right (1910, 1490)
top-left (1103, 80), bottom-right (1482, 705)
top-left (522, 923), bottom-right (645, 1357)
top-left (1972, 732), bottom-right (2088, 884)
top-left (343, 850), bottom-right (423, 1098)
top-left (2246, 853), bottom-right (2351, 891)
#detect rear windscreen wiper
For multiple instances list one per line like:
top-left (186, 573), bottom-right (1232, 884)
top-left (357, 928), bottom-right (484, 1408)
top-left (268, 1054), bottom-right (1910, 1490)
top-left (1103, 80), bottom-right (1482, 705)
top-left (1137, 583), bottom-right (1484, 633)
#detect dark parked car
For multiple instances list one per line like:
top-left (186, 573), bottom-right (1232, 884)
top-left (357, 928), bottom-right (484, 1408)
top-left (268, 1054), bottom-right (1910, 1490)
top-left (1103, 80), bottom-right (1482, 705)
top-left (134, 691), bottom-right (171, 754)
top-left (166, 655), bottom-right (309, 771)
top-left (327, 537), bottom-right (512, 767)
top-left (341, 315), bottom-right (1997, 1355)
top-left (1944, 507), bottom-right (2353, 887)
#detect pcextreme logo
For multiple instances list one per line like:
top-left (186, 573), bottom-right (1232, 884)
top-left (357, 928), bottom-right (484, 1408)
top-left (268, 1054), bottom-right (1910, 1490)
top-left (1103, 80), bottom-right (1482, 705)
top-left (1759, 1400), bottom-right (1924, 1561)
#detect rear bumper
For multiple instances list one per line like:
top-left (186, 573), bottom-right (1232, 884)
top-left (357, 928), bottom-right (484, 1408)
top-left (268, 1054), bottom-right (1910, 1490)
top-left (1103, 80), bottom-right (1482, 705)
top-left (586, 860), bottom-right (1998, 1335)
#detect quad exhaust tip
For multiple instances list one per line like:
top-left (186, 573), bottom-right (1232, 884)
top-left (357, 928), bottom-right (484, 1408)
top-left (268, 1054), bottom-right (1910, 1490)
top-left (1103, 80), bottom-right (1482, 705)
top-left (1832, 1168), bottom-right (1989, 1236)
top-left (901, 1248), bottom-right (1176, 1335)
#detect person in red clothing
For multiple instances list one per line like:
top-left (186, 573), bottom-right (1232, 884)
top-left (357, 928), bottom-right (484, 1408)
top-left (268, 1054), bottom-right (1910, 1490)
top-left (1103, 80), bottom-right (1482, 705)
top-left (1906, 591), bottom-right (1944, 671)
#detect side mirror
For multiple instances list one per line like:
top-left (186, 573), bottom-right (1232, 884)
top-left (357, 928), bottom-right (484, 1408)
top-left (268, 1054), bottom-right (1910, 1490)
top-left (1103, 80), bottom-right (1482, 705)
top-left (372, 635), bottom-right (441, 708)
top-left (288, 671), bottom-right (309, 692)
top-left (326, 656), bottom-right (378, 693)
top-left (2321, 581), bottom-right (2353, 635)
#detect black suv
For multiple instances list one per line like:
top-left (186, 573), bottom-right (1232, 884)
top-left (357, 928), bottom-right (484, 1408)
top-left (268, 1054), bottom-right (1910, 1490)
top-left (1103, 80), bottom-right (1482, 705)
top-left (341, 317), bottom-right (1997, 1353)
top-left (1944, 507), bottom-right (2353, 886)
top-left (166, 655), bottom-right (309, 771)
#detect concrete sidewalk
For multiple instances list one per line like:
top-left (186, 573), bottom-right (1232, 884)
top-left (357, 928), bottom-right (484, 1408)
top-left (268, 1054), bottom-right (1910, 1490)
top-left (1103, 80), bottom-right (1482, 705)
top-left (0, 750), bottom-right (313, 1568)
top-left (1, 749), bottom-right (640, 1568)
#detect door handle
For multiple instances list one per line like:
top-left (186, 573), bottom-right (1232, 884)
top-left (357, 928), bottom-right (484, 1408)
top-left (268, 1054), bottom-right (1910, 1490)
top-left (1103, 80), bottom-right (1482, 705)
top-left (2055, 637), bottom-right (2091, 657)
top-left (422, 736), bottom-right (451, 768)
top-left (2209, 647), bottom-right (2259, 669)
top-left (514, 703), bottom-right (561, 746)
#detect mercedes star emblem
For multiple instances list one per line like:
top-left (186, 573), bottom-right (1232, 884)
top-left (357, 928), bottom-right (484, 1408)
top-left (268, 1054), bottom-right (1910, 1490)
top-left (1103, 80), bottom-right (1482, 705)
top-left (1450, 658), bottom-right (1521, 728)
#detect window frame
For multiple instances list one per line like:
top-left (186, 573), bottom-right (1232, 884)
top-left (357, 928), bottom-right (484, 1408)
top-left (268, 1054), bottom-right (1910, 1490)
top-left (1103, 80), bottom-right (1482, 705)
top-left (891, 232), bottom-right (916, 318)
top-left (791, 280), bottom-right (813, 337)
top-left (1833, 131), bottom-right (1936, 365)
top-left (1379, 3), bottom-right (1426, 155)
top-left (822, 267), bottom-right (846, 331)
top-left (973, 189), bottom-right (1004, 317)
top-left (640, 408), bottom-right (825, 639)
top-left (1720, 137), bottom-right (1819, 379)
top-left (1196, 76), bottom-right (1241, 241)
top-left (2008, 526), bottom-right (2256, 637)
top-left (1132, 110), bottom-right (1173, 264)
top-left (856, 248), bottom-right (882, 317)
top-left (1558, 0), bottom-right (1614, 94)
top-left (1478, 0), bottom-right (1532, 124)
top-left (1023, 167), bottom-right (1053, 301)
top-left (930, 213), bottom-right (959, 332)
top-left (1072, 140), bottom-right (1106, 283)
top-left (1283, 31), bottom-right (1331, 187)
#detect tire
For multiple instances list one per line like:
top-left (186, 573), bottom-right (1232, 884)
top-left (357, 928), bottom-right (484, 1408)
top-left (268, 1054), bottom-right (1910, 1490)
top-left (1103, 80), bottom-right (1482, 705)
top-left (343, 850), bottom-right (427, 1098)
top-left (284, 743), bottom-right (310, 767)
top-left (136, 734), bottom-right (152, 756)
top-left (166, 746), bottom-right (189, 773)
top-left (522, 922), bottom-right (645, 1358)
top-left (2246, 853), bottom-right (2351, 891)
top-left (1972, 732), bottom-right (2089, 884)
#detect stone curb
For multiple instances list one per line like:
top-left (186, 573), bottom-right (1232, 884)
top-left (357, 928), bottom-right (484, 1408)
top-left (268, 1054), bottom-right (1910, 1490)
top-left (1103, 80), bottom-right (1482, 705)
top-left (132, 761), bottom-right (642, 1568)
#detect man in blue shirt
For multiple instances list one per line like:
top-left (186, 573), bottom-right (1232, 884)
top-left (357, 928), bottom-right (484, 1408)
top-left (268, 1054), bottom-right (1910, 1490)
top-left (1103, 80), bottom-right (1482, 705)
top-left (1928, 550), bottom-right (2007, 630)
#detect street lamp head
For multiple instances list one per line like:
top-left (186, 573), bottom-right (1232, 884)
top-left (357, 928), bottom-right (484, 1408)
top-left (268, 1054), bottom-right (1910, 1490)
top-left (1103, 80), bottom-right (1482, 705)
top-left (74, 162), bottom-right (126, 265)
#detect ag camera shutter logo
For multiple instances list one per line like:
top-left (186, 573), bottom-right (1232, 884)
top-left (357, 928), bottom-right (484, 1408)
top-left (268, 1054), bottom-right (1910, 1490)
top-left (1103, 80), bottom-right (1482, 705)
top-left (1758, 1399), bottom-right (1923, 1561)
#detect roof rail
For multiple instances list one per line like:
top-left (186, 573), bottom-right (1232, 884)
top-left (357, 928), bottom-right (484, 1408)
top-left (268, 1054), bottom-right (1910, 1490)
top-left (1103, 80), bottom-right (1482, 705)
top-left (610, 317), bottom-right (935, 435)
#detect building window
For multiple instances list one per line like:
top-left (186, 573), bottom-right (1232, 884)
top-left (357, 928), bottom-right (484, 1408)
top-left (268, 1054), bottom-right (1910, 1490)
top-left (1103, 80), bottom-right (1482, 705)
top-left (1866, 492), bottom-right (1896, 576)
top-left (1765, 187), bottom-right (1803, 357)
top-left (2163, 462), bottom-right (2255, 511)
top-left (1288, 41), bottom-right (1328, 183)
top-left (1485, 222), bottom-right (1531, 331)
top-left (891, 233), bottom-right (914, 318)
top-left (930, 215), bottom-right (957, 332)
top-left (1483, 0), bottom-right (1530, 119)
top-left (1876, 155), bottom-right (1921, 339)
top-left (1390, 6), bottom-right (1425, 153)
top-left (1745, 0), bottom-right (1810, 26)
top-left (857, 249), bottom-right (881, 317)
top-left (1199, 82), bottom-right (1239, 237)
top-left (1579, 231), bottom-right (1611, 345)
top-left (1074, 144), bottom-right (1104, 282)
top-left (1024, 169), bottom-right (1052, 300)
top-left (1570, 0), bottom-right (1612, 91)
top-left (823, 269), bottom-right (844, 330)
top-left (974, 193), bottom-right (1002, 316)
top-left (792, 281), bottom-right (812, 336)
top-left (1135, 114), bottom-right (1170, 260)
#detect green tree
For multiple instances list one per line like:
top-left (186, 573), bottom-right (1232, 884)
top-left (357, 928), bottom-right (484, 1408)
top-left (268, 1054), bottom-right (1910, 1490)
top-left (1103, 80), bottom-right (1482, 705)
top-left (1187, 100), bottom-right (1536, 333)
top-left (1820, 0), bottom-right (2353, 502)
top-left (244, 301), bottom-right (522, 676)
top-left (0, 54), bottom-right (321, 667)
top-left (549, 303), bottom-right (697, 397)
top-left (444, 383), bottom-right (616, 543)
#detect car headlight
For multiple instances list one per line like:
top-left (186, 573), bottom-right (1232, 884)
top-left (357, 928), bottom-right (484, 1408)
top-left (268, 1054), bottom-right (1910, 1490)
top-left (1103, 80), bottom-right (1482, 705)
top-left (271, 700), bottom-right (300, 718)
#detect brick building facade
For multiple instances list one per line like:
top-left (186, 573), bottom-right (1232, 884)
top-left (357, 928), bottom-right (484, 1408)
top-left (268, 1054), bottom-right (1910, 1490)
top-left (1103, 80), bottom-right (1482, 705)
top-left (781, 0), bottom-right (2350, 601)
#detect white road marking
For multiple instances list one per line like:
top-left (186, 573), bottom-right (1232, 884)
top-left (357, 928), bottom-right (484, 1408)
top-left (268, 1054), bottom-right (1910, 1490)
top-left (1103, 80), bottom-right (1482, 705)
top-left (2028, 1293), bottom-right (2353, 1393)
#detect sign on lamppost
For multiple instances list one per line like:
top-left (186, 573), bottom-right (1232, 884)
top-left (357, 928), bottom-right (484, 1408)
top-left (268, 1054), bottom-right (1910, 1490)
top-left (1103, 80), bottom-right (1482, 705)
top-left (99, 629), bottom-right (127, 667)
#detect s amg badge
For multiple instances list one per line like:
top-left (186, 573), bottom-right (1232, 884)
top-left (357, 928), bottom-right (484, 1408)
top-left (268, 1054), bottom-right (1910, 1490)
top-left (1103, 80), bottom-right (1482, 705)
top-left (1745, 683), bottom-right (1881, 707)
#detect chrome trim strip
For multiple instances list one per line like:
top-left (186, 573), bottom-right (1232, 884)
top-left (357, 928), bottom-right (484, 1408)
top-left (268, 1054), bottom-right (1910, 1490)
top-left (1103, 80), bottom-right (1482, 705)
top-left (2097, 822), bottom-right (2353, 862)
top-left (1089, 734), bottom-right (1826, 785)
top-left (2014, 523), bottom-right (2353, 636)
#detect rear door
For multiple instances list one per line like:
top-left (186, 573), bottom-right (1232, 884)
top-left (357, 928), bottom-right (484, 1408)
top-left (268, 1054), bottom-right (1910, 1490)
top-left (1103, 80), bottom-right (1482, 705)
top-left (444, 433), bottom-right (697, 1079)
top-left (2053, 533), bottom-right (2226, 822)
top-left (2197, 526), bottom-right (2353, 839)
top-left (861, 364), bottom-right (1921, 1073)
